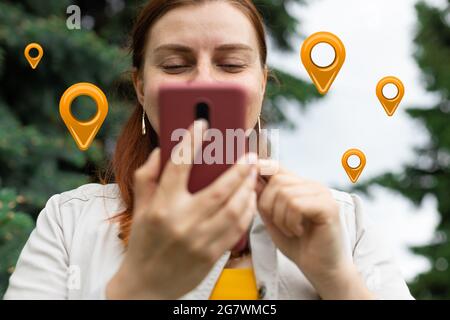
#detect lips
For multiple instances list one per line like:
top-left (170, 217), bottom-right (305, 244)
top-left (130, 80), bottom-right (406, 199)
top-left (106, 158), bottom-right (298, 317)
top-left (231, 233), bottom-right (249, 253)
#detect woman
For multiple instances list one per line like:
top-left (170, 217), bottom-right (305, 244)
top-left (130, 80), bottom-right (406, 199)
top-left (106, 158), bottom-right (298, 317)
top-left (4, 0), bottom-right (413, 300)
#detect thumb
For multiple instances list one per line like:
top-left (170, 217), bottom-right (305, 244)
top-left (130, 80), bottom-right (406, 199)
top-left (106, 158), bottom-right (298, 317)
top-left (257, 159), bottom-right (292, 177)
top-left (133, 147), bottom-right (161, 212)
top-left (258, 208), bottom-right (288, 245)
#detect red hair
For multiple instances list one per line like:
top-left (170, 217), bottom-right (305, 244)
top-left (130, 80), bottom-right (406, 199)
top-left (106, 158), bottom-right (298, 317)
top-left (109, 0), bottom-right (269, 246)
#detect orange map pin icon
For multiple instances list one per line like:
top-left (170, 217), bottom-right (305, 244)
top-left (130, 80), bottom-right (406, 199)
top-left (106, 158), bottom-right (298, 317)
top-left (301, 32), bottom-right (346, 95)
top-left (24, 43), bottom-right (44, 69)
top-left (342, 149), bottom-right (366, 183)
top-left (59, 83), bottom-right (108, 151)
top-left (376, 76), bottom-right (405, 116)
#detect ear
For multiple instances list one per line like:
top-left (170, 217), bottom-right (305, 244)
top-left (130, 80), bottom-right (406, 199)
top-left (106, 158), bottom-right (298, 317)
top-left (132, 68), bottom-right (145, 107)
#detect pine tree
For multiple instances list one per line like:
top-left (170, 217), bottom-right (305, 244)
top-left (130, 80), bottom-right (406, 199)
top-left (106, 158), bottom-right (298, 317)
top-left (356, 1), bottom-right (450, 299)
top-left (0, 0), bottom-right (320, 296)
top-left (0, 189), bottom-right (34, 295)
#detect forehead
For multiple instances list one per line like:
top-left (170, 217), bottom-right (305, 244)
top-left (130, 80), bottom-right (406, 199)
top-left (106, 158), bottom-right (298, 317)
top-left (148, 2), bottom-right (258, 50)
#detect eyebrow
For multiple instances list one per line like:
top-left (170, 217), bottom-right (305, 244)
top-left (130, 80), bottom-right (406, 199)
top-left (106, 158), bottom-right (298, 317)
top-left (153, 43), bottom-right (254, 54)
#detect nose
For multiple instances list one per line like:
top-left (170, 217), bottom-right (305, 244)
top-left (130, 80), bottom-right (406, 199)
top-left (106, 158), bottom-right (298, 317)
top-left (189, 57), bottom-right (217, 83)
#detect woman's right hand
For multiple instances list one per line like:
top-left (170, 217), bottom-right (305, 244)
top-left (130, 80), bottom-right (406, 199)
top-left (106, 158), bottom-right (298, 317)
top-left (106, 120), bottom-right (258, 299)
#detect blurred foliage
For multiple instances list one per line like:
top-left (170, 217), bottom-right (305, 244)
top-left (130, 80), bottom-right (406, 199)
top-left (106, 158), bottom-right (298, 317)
top-left (0, 0), bottom-right (320, 296)
top-left (0, 189), bottom-right (34, 296)
top-left (355, 1), bottom-right (450, 299)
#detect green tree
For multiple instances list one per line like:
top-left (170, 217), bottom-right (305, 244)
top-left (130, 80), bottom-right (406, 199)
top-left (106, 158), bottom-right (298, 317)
top-left (0, 189), bottom-right (34, 295)
top-left (356, 1), bottom-right (450, 299)
top-left (0, 0), bottom-right (320, 296)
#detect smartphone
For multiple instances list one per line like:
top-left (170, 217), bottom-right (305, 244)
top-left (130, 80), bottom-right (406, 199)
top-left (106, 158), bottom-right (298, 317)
top-left (158, 82), bottom-right (248, 193)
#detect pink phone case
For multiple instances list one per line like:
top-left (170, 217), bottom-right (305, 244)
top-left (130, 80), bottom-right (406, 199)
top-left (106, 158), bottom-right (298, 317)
top-left (158, 82), bottom-right (248, 193)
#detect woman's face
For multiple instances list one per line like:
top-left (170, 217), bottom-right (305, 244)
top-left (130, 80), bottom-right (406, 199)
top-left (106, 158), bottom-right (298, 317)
top-left (133, 1), bottom-right (268, 133)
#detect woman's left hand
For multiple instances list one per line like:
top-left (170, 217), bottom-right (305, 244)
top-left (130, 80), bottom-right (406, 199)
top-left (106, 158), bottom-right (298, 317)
top-left (256, 160), bottom-right (374, 299)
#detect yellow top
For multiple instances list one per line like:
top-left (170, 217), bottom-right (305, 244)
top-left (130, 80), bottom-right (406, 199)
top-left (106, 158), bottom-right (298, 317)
top-left (209, 268), bottom-right (259, 300)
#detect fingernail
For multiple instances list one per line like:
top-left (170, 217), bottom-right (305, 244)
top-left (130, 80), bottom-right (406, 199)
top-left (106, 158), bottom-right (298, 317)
top-left (247, 152), bottom-right (258, 165)
top-left (194, 119), bottom-right (208, 131)
top-left (259, 159), bottom-right (279, 176)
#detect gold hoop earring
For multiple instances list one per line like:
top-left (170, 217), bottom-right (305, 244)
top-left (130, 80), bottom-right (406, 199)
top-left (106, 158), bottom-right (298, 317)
top-left (257, 115), bottom-right (261, 134)
top-left (141, 109), bottom-right (146, 136)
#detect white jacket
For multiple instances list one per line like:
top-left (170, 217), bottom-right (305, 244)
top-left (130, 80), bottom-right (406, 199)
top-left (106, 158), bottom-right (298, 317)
top-left (3, 183), bottom-right (413, 300)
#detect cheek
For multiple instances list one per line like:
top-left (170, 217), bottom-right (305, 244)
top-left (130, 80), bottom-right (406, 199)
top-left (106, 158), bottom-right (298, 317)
top-left (142, 72), bottom-right (175, 134)
top-left (240, 79), bottom-right (263, 130)
top-left (145, 82), bottom-right (160, 133)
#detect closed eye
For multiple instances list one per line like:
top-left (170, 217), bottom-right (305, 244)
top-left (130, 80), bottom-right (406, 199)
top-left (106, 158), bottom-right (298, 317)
top-left (162, 64), bottom-right (190, 69)
top-left (218, 64), bottom-right (247, 73)
top-left (161, 64), bottom-right (191, 74)
top-left (160, 64), bottom-right (247, 74)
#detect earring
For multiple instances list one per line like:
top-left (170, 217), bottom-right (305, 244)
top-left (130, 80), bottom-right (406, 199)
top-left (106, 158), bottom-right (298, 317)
top-left (257, 115), bottom-right (261, 134)
top-left (141, 109), bottom-right (146, 136)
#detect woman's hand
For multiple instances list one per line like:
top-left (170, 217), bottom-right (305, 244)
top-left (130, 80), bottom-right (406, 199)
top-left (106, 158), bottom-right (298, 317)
top-left (257, 160), bottom-right (374, 299)
top-left (107, 120), bottom-right (258, 299)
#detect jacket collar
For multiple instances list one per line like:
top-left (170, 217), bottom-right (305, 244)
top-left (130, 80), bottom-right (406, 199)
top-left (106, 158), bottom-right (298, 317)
top-left (180, 213), bottom-right (279, 300)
